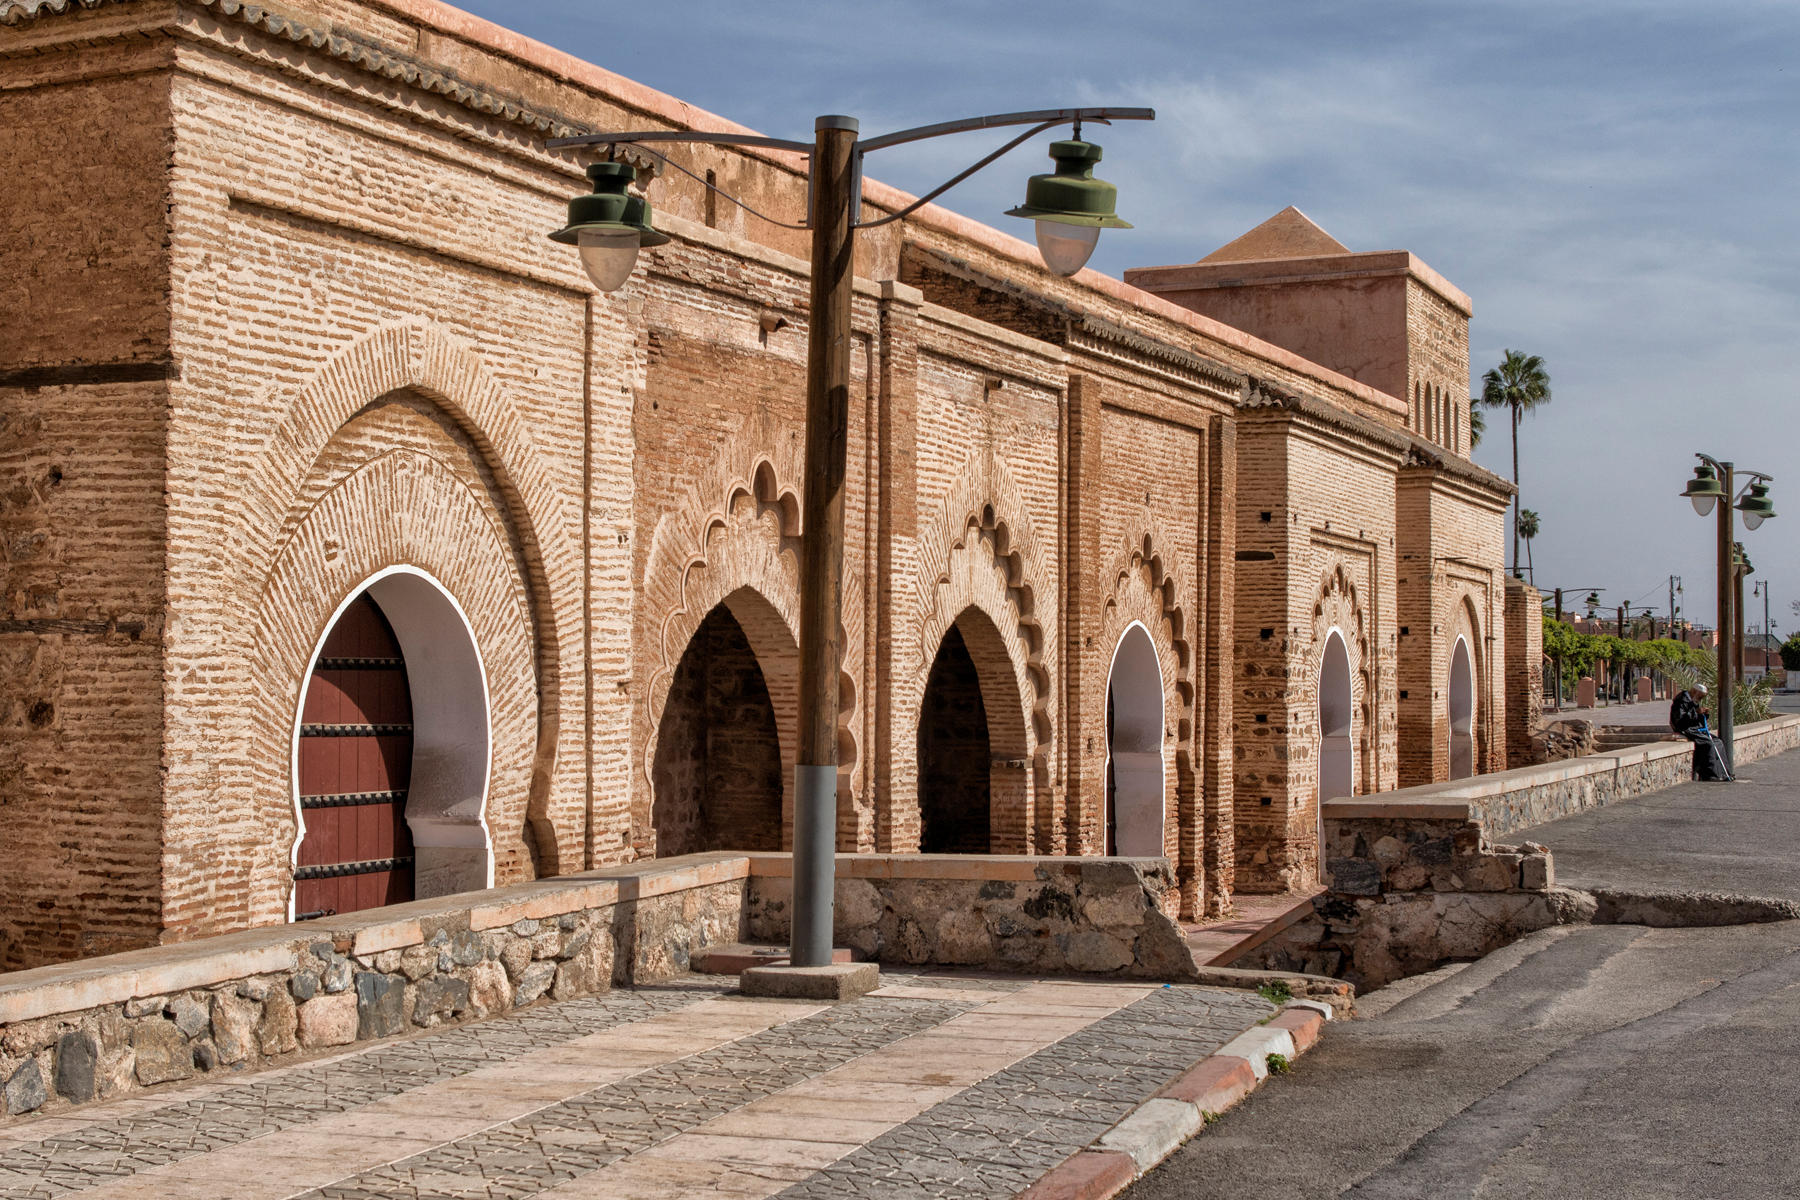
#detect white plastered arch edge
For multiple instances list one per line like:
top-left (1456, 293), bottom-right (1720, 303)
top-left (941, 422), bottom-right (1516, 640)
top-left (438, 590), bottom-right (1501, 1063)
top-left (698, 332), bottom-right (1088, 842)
top-left (1449, 634), bottom-right (1476, 781)
top-left (1105, 620), bottom-right (1166, 858)
top-left (287, 565), bottom-right (495, 918)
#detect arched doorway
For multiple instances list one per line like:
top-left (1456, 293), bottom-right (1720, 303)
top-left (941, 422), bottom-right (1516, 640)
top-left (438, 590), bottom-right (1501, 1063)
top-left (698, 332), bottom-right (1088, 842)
top-left (1318, 630), bottom-right (1355, 809)
top-left (1105, 623), bottom-right (1164, 857)
top-left (292, 568), bottom-right (492, 918)
top-left (1449, 636), bottom-right (1475, 780)
top-left (651, 601), bottom-right (785, 855)
top-left (918, 624), bottom-right (990, 853)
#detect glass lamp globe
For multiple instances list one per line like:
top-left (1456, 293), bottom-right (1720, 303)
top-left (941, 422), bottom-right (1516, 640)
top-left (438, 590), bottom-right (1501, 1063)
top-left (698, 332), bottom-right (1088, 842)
top-left (1743, 510), bottom-right (1764, 531)
top-left (1034, 220), bottom-right (1101, 277)
top-left (1691, 493), bottom-right (1717, 516)
top-left (577, 229), bottom-right (641, 294)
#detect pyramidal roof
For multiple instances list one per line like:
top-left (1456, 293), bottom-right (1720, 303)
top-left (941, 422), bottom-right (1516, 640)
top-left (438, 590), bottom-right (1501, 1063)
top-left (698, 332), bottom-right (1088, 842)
top-left (1198, 206), bottom-right (1351, 264)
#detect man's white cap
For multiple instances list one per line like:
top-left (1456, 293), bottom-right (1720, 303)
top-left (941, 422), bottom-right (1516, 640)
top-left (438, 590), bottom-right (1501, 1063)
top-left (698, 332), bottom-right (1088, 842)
top-left (1695, 683), bottom-right (1709, 696)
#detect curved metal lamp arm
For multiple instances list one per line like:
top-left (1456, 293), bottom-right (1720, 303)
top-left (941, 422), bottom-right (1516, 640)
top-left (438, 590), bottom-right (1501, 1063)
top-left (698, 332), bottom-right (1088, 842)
top-left (858, 106), bottom-right (1154, 153)
top-left (854, 120), bottom-right (1060, 230)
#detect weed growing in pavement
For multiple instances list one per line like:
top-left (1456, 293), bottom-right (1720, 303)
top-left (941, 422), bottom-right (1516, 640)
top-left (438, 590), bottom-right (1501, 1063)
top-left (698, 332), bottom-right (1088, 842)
top-left (1201, 1110), bottom-right (1222, 1126)
top-left (1265, 1052), bottom-right (1290, 1075)
top-left (1257, 981), bottom-right (1292, 1006)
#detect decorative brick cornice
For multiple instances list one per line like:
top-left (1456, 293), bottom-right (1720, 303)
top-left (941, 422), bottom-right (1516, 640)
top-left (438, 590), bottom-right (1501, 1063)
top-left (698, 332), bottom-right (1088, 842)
top-left (902, 244), bottom-right (1243, 398)
top-left (1239, 377), bottom-right (1412, 455)
top-left (0, 0), bottom-right (668, 173)
top-left (1400, 435), bottom-right (1515, 498)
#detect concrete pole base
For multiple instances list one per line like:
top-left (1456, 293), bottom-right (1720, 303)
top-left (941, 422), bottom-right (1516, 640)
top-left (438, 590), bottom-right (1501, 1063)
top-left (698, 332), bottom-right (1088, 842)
top-left (740, 961), bottom-right (880, 1001)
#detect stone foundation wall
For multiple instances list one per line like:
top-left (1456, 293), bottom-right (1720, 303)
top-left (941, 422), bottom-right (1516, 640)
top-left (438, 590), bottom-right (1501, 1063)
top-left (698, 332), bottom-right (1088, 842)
top-left (744, 855), bottom-right (1197, 981)
top-left (0, 851), bottom-right (1196, 1124)
top-left (1234, 717), bottom-right (1800, 988)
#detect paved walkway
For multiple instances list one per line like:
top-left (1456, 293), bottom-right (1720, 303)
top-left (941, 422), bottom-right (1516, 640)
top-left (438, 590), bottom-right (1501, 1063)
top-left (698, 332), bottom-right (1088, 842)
top-left (0, 972), bottom-right (1272, 1200)
top-left (1518, 746), bottom-right (1800, 899)
top-left (1129, 745), bottom-right (1800, 1200)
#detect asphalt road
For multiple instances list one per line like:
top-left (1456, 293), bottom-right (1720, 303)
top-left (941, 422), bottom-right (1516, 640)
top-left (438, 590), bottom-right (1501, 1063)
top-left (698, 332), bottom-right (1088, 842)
top-left (1130, 748), bottom-right (1800, 1200)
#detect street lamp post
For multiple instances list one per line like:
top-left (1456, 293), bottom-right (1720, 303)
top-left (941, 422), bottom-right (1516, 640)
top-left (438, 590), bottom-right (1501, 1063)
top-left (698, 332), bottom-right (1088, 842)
top-left (545, 106), bottom-right (1153, 971)
top-left (1681, 456), bottom-right (1777, 773)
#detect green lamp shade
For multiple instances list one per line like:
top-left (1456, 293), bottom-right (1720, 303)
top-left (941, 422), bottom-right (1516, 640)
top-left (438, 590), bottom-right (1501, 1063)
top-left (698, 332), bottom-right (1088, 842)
top-left (1738, 479), bottom-right (1776, 530)
top-left (1006, 139), bottom-right (1131, 277)
top-left (551, 161), bottom-right (670, 292)
top-left (1682, 463), bottom-right (1725, 516)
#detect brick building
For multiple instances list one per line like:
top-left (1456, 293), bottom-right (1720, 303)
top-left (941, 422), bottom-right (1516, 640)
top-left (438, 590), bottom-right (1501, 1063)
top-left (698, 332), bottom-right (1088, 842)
top-left (0, 0), bottom-right (1524, 967)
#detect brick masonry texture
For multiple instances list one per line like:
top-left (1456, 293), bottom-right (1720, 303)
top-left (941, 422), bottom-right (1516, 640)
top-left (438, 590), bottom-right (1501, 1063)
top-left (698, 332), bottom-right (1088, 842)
top-left (1, 0), bottom-right (1517, 964)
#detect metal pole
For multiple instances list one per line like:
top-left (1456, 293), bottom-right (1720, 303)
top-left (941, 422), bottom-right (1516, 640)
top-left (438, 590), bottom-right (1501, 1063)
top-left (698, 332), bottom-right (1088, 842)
top-left (1735, 552), bottom-right (1747, 693)
top-left (790, 114), bottom-right (859, 969)
top-left (1717, 462), bottom-right (1735, 773)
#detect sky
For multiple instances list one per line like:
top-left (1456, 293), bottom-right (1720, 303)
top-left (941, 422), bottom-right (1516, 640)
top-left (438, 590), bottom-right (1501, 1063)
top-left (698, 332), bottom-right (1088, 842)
top-left (461, 0), bottom-right (1800, 641)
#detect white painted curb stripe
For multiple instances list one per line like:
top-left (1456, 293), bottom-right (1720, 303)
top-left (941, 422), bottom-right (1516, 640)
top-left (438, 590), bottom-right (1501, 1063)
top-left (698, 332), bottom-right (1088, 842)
top-left (1215, 1027), bottom-right (1297, 1079)
top-left (1097, 1098), bottom-right (1204, 1173)
top-left (1286, 998), bottom-right (1334, 1020)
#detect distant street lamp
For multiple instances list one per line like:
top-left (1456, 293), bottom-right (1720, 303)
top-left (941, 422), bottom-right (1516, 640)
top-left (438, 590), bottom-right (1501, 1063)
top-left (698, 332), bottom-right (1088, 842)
top-left (546, 106), bottom-right (1154, 972)
top-left (1680, 455), bottom-right (1777, 771)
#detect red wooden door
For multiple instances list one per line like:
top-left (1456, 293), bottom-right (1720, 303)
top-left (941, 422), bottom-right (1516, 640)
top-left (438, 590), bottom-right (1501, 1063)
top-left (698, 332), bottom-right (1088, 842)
top-left (294, 593), bottom-right (415, 918)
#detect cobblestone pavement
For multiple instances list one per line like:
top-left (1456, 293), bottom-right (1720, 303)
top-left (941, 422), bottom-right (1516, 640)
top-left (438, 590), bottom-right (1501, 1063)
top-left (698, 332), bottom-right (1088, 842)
top-left (0, 973), bottom-right (1273, 1200)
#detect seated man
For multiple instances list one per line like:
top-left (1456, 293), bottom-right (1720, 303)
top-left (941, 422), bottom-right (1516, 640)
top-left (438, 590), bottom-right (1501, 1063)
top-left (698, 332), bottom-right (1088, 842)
top-left (1670, 683), bottom-right (1731, 781)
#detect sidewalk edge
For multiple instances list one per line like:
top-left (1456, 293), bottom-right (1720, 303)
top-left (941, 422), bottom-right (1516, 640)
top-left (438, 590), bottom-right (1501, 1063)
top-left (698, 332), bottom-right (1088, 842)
top-left (1016, 1003), bottom-right (1327, 1199)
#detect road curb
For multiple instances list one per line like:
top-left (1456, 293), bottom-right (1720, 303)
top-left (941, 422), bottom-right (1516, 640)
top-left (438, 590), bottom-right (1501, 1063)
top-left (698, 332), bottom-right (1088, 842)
top-left (1017, 1001), bottom-right (1329, 1199)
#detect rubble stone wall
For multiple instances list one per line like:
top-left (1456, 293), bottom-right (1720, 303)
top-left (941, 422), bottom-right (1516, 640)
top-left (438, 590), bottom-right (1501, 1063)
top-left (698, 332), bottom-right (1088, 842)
top-left (1234, 716), bottom-right (1800, 988)
top-left (744, 855), bottom-right (1197, 982)
top-left (0, 851), bottom-right (1194, 1124)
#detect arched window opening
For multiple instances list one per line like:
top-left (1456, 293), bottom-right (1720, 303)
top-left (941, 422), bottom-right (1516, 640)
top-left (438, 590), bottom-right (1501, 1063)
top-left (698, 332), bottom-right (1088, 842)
top-left (1318, 631), bottom-right (1355, 807)
top-left (919, 624), bottom-right (992, 853)
top-left (652, 603), bottom-right (784, 856)
top-left (1105, 623), bottom-right (1165, 857)
top-left (1450, 636), bottom-right (1476, 780)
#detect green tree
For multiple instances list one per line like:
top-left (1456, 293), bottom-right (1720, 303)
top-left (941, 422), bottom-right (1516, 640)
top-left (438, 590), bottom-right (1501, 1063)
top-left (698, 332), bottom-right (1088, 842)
top-left (1517, 508), bottom-right (1540, 584)
top-left (1781, 633), bottom-right (1800, 673)
top-left (1479, 350), bottom-right (1552, 578)
top-left (1469, 405), bottom-right (1485, 449)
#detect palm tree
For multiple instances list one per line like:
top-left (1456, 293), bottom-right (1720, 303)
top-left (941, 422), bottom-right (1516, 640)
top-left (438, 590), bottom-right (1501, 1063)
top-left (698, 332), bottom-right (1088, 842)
top-left (1469, 404), bottom-right (1485, 449)
top-left (1479, 350), bottom-right (1552, 577)
top-left (1517, 508), bottom-right (1539, 584)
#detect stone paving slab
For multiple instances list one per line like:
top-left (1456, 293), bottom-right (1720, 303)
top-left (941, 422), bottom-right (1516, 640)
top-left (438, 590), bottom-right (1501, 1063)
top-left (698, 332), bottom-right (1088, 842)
top-left (0, 972), bottom-right (1290, 1199)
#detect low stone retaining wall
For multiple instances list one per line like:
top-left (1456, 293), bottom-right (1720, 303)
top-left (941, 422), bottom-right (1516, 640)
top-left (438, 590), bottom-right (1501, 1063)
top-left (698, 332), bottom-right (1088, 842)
top-left (745, 855), bottom-right (1197, 981)
top-left (0, 851), bottom-right (1189, 1124)
top-left (1233, 716), bottom-right (1800, 989)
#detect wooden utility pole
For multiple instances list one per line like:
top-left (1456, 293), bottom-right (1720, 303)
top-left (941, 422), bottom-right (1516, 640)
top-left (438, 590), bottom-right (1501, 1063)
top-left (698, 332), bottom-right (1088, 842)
top-left (791, 115), bottom-right (860, 968)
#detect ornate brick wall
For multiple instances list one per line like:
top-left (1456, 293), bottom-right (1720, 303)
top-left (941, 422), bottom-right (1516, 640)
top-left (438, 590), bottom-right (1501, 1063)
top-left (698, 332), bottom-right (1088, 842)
top-left (1, 0), bottom-right (1515, 964)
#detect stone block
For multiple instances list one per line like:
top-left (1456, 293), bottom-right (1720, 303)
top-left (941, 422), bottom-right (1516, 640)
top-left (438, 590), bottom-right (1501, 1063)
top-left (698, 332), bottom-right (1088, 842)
top-left (168, 993), bottom-right (210, 1039)
top-left (551, 930), bottom-right (612, 1000)
top-left (258, 987), bottom-right (298, 1056)
top-left (513, 961), bottom-right (556, 1007)
top-left (296, 993), bottom-right (358, 1049)
top-left (448, 930), bottom-right (486, 967)
top-left (498, 938), bottom-right (533, 981)
top-left (130, 1020), bottom-right (191, 1086)
top-left (1521, 854), bottom-right (1554, 891)
top-left (411, 976), bottom-right (470, 1028)
top-left (4, 1059), bottom-right (47, 1115)
top-left (54, 1031), bottom-right (98, 1103)
top-left (211, 993), bottom-right (258, 1066)
top-left (739, 962), bottom-right (879, 1001)
top-left (1268, 1007), bottom-right (1325, 1053)
top-left (288, 971), bottom-right (319, 1002)
top-left (466, 960), bottom-right (510, 1017)
top-left (354, 972), bottom-right (406, 1040)
top-left (321, 958), bottom-right (352, 994)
